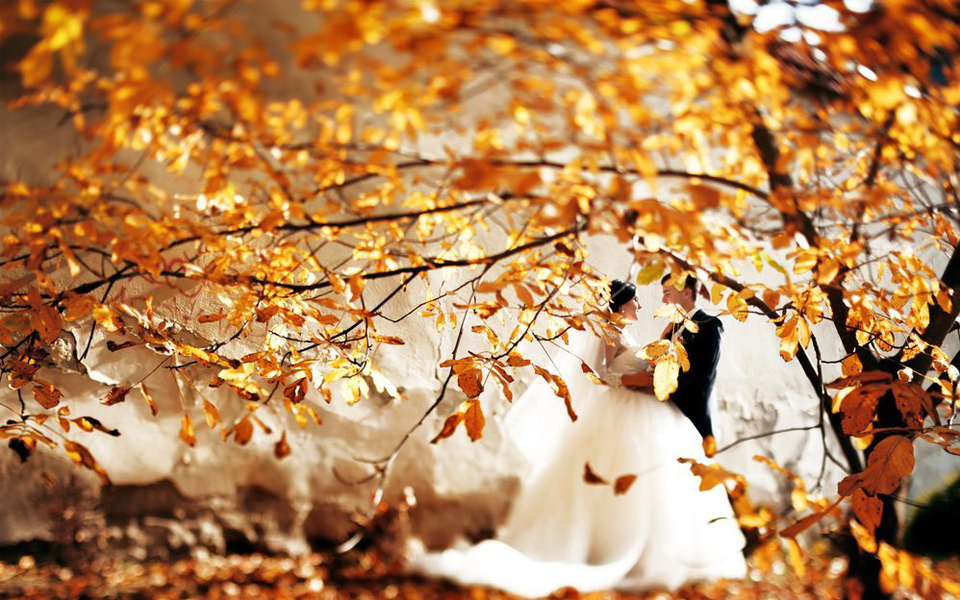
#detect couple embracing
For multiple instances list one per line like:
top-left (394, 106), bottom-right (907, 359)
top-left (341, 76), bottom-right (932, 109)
top-left (410, 270), bottom-right (747, 598)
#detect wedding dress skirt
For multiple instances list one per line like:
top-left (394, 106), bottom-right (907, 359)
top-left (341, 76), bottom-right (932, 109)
top-left (409, 330), bottom-right (747, 597)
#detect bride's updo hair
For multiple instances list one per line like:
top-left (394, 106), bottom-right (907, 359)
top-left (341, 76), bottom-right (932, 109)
top-left (609, 279), bottom-right (637, 313)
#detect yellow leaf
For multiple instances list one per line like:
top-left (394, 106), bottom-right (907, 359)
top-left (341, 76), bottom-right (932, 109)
top-left (635, 262), bottom-right (665, 286)
top-left (202, 400), bottom-right (220, 428)
top-left (179, 414), bottom-right (196, 447)
top-left (653, 355), bottom-right (679, 401)
top-left (63, 440), bottom-right (110, 485)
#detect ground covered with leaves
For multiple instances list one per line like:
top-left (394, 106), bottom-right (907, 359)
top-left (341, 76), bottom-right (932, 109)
top-left (2, 546), bottom-right (945, 600)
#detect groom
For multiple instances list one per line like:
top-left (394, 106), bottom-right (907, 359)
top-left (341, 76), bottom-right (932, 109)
top-left (659, 274), bottom-right (722, 456)
top-left (624, 273), bottom-right (722, 457)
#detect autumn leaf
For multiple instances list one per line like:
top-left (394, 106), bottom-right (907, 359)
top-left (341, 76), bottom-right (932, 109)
top-left (780, 496), bottom-right (842, 538)
top-left (139, 383), bottom-right (158, 416)
top-left (8, 437), bottom-right (35, 463)
top-left (583, 462), bottom-right (608, 485)
top-left (457, 368), bottom-right (484, 398)
top-left (838, 435), bottom-right (915, 497)
top-left (840, 384), bottom-right (887, 435)
top-left (179, 414), bottom-right (196, 447)
top-left (284, 378), bottom-right (307, 404)
top-left (274, 431), bottom-right (291, 459)
top-left (7, 360), bottom-right (39, 389)
top-left (506, 354), bottom-right (530, 367)
top-left (102, 386), bottom-right (132, 406)
top-left (32, 380), bottom-right (61, 409)
top-left (63, 440), bottom-right (110, 485)
top-left (431, 412), bottom-right (463, 444)
top-left (233, 417), bottom-right (254, 445)
top-left (851, 488), bottom-right (883, 533)
top-left (678, 458), bottom-right (738, 492)
top-left (74, 416), bottom-right (120, 436)
top-left (463, 399), bottom-right (485, 441)
top-left (614, 474), bottom-right (637, 495)
top-left (653, 355), bottom-right (680, 401)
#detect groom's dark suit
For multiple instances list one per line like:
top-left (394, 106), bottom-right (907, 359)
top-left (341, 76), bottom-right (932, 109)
top-left (668, 309), bottom-right (723, 440)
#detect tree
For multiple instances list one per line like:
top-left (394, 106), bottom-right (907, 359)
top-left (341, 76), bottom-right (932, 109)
top-left (1, 0), bottom-right (959, 597)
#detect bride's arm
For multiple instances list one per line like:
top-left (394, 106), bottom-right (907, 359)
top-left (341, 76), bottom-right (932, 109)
top-left (596, 339), bottom-right (623, 386)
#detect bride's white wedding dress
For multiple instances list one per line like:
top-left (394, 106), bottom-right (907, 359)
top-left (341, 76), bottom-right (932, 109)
top-left (409, 329), bottom-right (747, 598)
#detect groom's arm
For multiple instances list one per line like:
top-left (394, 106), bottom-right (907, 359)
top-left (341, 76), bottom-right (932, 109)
top-left (622, 370), bottom-right (653, 391)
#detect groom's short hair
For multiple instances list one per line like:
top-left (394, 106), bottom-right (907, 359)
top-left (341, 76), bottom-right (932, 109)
top-left (661, 272), bottom-right (698, 298)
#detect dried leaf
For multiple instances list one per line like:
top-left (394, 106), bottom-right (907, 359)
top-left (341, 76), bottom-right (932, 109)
top-left (102, 386), bottom-right (132, 406)
top-left (234, 417), bottom-right (254, 445)
top-left (838, 435), bottom-right (915, 496)
top-left (274, 431), bottom-right (291, 459)
top-left (179, 414), bottom-right (196, 447)
top-left (851, 488), bottom-right (883, 533)
top-left (431, 412), bottom-right (463, 444)
top-left (464, 399), bottom-right (484, 441)
top-left (8, 437), bottom-right (35, 463)
top-left (583, 462), bottom-right (608, 485)
top-left (456, 368), bottom-right (484, 398)
top-left (74, 416), bottom-right (120, 436)
top-left (63, 440), bottom-right (111, 485)
top-left (614, 474), bottom-right (637, 495)
top-left (202, 399), bottom-right (220, 428)
top-left (32, 380), bottom-right (61, 409)
top-left (139, 383), bottom-right (158, 416)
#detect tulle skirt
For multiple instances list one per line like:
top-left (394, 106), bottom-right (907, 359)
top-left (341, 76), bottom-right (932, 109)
top-left (408, 385), bottom-right (747, 598)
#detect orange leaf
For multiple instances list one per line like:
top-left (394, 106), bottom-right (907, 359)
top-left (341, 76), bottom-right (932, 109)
top-left (464, 399), bottom-right (485, 441)
top-left (32, 304), bottom-right (62, 344)
top-left (840, 384), bottom-right (887, 435)
top-left (583, 462), bottom-right (608, 485)
top-left (431, 412), bottom-right (463, 444)
top-left (274, 431), bottom-right (291, 459)
top-left (506, 354), bottom-right (531, 367)
top-left (851, 488), bottom-right (883, 533)
top-left (234, 417), bottom-right (253, 445)
top-left (202, 400), bottom-right (220, 428)
top-left (33, 380), bottom-right (61, 409)
top-left (179, 414), bottom-right (196, 447)
top-left (838, 435), bottom-right (915, 496)
top-left (457, 368), bottom-right (484, 398)
top-left (826, 370), bottom-right (893, 390)
top-left (614, 474), bottom-right (637, 495)
top-left (283, 378), bottom-right (307, 404)
top-left (780, 496), bottom-right (842, 538)
top-left (139, 383), bottom-right (158, 416)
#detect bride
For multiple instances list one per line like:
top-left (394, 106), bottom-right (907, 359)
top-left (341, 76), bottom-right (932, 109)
top-left (408, 279), bottom-right (747, 597)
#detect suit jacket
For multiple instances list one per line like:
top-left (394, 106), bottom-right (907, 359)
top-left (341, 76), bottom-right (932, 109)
top-left (668, 309), bottom-right (723, 440)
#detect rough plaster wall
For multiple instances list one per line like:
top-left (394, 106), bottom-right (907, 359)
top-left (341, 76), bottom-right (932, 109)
top-left (0, 0), bottom-right (956, 557)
